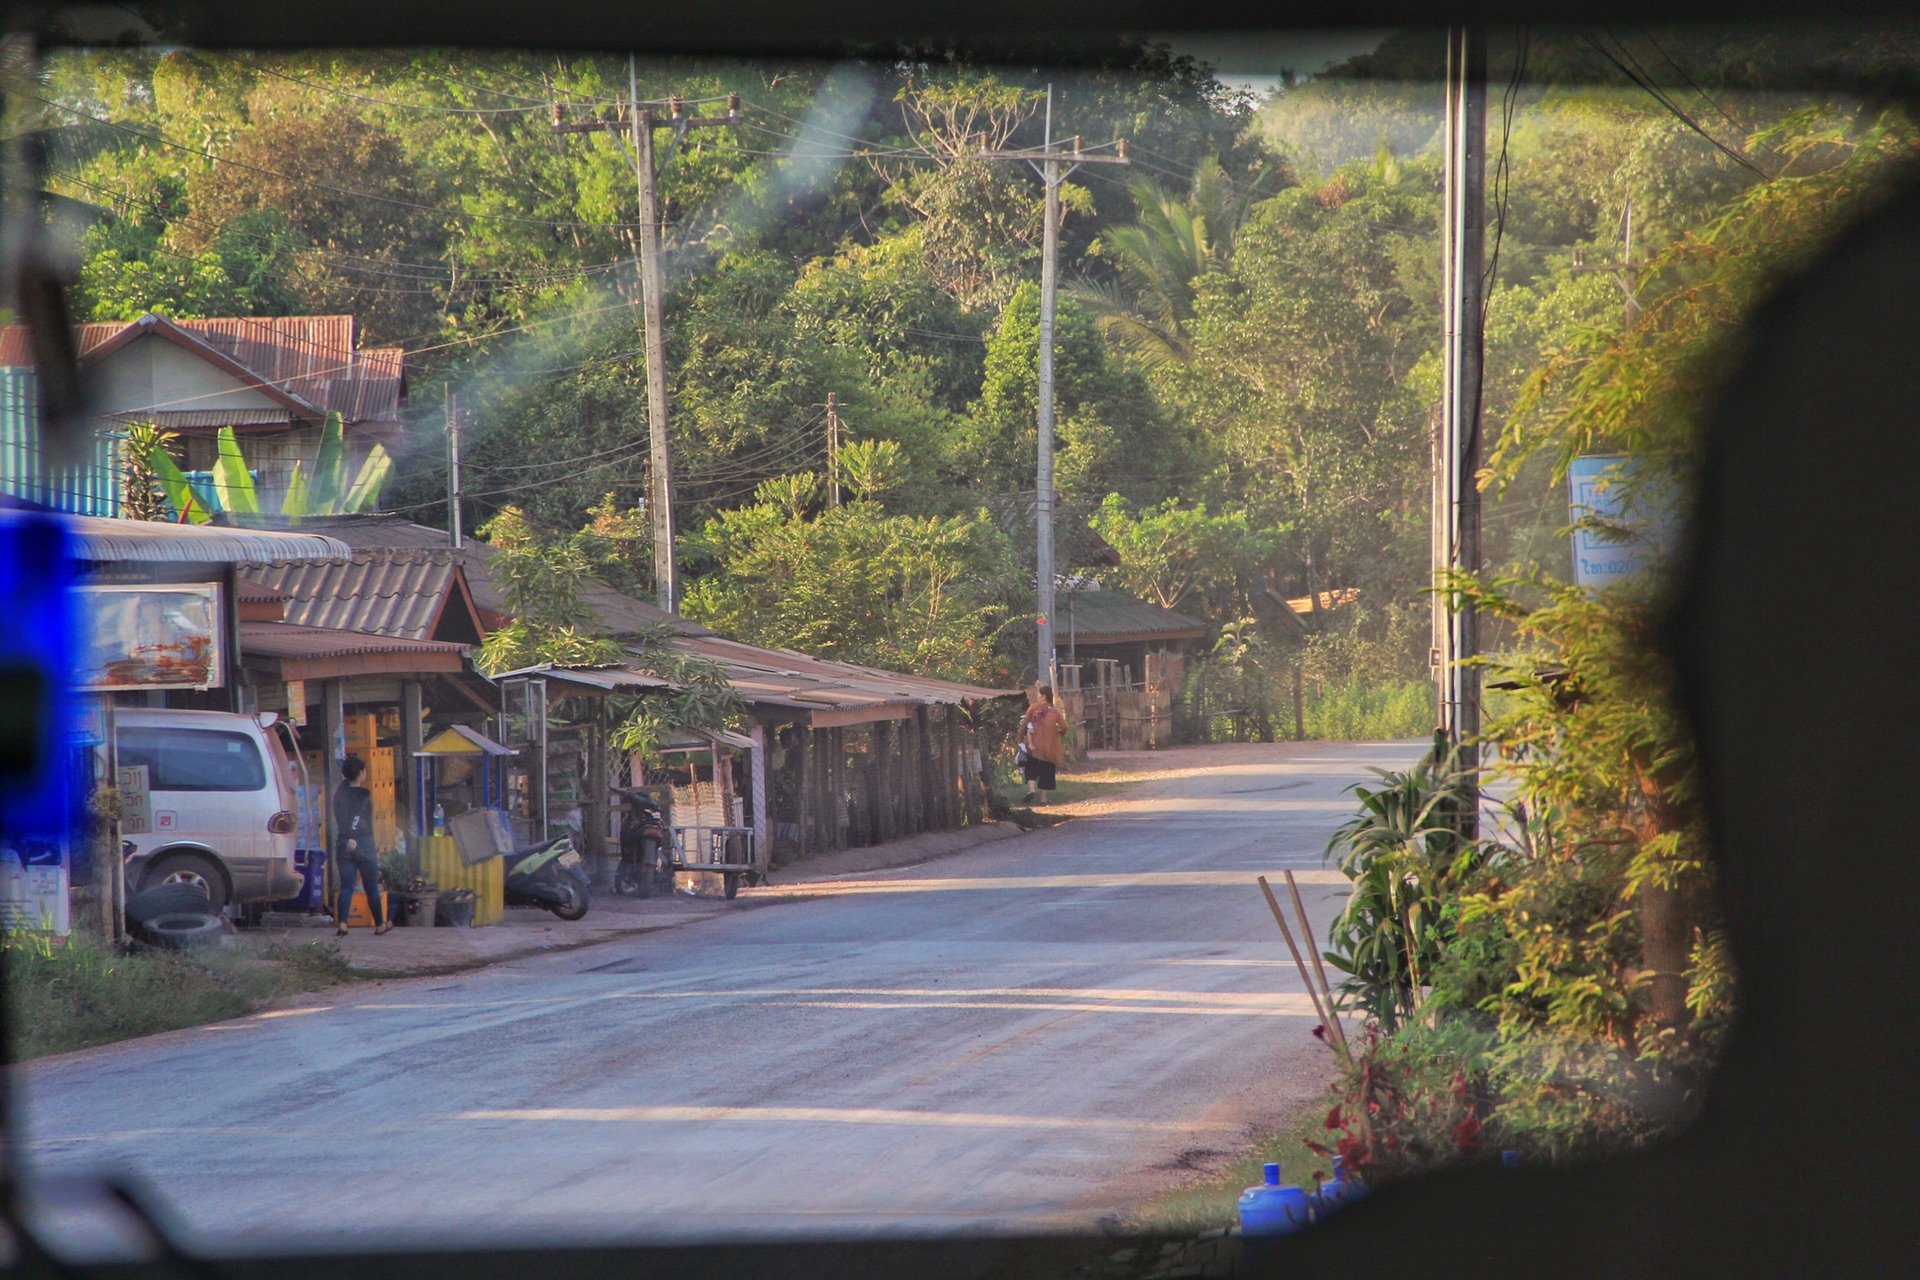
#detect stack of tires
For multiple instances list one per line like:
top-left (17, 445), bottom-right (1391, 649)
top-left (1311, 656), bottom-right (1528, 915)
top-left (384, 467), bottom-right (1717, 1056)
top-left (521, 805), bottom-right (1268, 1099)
top-left (125, 883), bottom-right (225, 949)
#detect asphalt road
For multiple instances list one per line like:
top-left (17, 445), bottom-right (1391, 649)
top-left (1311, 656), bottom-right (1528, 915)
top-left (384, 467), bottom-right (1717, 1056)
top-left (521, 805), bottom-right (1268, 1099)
top-left (18, 740), bottom-right (1423, 1259)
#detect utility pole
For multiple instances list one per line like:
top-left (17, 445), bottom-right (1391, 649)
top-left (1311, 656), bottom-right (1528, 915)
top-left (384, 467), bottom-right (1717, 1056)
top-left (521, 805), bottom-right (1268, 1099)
top-left (979, 88), bottom-right (1129, 687)
top-left (1573, 196), bottom-right (1644, 325)
top-left (445, 385), bottom-right (463, 550)
top-left (554, 68), bottom-right (741, 613)
top-left (822, 391), bottom-right (842, 508)
top-left (1438, 27), bottom-right (1487, 833)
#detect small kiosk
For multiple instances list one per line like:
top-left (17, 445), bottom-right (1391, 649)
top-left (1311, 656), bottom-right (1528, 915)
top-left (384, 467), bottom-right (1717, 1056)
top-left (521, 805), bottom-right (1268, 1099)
top-left (410, 725), bottom-right (516, 925)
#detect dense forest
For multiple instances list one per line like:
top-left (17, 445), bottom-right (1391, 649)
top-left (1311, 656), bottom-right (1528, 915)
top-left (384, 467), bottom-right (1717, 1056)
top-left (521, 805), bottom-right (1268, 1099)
top-left (17, 29), bottom-right (1915, 729)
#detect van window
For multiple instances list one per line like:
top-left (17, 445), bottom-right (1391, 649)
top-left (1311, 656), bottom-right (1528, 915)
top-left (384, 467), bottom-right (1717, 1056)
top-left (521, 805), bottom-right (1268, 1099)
top-left (118, 728), bottom-right (267, 792)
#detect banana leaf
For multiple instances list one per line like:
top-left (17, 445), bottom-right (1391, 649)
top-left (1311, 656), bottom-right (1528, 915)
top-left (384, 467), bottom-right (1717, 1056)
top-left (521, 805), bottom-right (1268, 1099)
top-left (211, 426), bottom-right (260, 515)
top-left (282, 461), bottom-right (310, 520)
top-left (340, 444), bottom-right (392, 513)
top-left (308, 412), bottom-right (346, 513)
top-left (148, 446), bottom-right (212, 525)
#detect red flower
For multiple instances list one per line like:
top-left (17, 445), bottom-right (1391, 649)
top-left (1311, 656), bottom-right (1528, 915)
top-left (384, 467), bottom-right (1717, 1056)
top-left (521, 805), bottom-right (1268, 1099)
top-left (1452, 1116), bottom-right (1483, 1152)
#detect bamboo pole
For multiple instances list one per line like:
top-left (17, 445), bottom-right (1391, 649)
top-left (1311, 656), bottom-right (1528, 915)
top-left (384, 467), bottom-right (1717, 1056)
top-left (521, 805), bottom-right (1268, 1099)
top-left (1283, 869), bottom-right (1349, 1057)
top-left (1259, 876), bottom-right (1350, 1069)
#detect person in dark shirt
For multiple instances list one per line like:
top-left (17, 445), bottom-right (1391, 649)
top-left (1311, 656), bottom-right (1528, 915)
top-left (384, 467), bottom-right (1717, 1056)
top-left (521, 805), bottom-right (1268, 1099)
top-left (331, 754), bottom-right (389, 936)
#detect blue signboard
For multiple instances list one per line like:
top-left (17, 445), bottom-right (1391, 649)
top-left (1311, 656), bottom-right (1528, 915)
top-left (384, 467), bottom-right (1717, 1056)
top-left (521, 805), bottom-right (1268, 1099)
top-left (1567, 455), bottom-right (1678, 589)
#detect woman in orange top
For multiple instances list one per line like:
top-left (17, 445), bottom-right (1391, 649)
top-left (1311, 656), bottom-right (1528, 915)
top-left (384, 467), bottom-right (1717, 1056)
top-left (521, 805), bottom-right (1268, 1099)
top-left (1018, 684), bottom-right (1069, 805)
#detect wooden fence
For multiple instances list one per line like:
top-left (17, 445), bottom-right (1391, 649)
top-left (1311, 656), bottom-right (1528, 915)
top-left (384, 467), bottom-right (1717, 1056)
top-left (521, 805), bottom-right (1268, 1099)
top-left (1058, 651), bottom-right (1181, 758)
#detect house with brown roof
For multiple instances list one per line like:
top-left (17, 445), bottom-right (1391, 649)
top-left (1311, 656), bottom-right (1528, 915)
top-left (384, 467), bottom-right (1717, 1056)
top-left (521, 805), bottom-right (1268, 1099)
top-left (0, 312), bottom-right (404, 515)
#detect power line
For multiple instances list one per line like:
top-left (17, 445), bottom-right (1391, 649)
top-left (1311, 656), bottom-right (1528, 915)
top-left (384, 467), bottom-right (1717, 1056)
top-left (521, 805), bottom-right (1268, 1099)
top-left (1585, 33), bottom-right (1769, 180)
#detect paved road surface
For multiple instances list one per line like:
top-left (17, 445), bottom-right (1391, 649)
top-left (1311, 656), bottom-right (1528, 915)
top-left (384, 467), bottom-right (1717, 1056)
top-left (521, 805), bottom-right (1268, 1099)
top-left (18, 741), bottom-right (1422, 1258)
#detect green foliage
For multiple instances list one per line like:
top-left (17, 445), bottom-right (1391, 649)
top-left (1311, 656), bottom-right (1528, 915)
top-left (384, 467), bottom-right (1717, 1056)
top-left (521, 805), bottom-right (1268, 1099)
top-left (1322, 735), bottom-right (1493, 1030)
top-left (1302, 680), bottom-right (1435, 741)
top-left (143, 417), bottom-right (390, 523)
top-left (1089, 494), bottom-right (1283, 618)
top-left (472, 506), bottom-right (625, 676)
top-left (117, 421), bottom-right (175, 521)
top-left (683, 475), bottom-right (1012, 685)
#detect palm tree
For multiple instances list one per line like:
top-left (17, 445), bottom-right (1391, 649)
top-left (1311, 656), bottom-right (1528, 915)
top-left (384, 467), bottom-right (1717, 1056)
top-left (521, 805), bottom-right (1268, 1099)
top-left (1069, 157), bottom-right (1270, 370)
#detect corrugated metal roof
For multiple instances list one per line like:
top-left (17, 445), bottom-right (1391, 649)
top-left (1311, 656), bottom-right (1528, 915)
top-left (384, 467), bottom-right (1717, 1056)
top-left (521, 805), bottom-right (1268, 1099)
top-left (321, 515), bottom-right (715, 640)
top-left (115, 409), bottom-right (296, 429)
top-left (245, 551), bottom-right (458, 642)
top-left (1062, 589), bottom-right (1208, 644)
top-left (491, 663), bottom-right (676, 693)
top-left (49, 513), bottom-right (350, 564)
top-left (667, 635), bottom-right (1015, 716)
top-left (239, 621), bottom-right (468, 662)
top-left (0, 314), bottom-right (404, 426)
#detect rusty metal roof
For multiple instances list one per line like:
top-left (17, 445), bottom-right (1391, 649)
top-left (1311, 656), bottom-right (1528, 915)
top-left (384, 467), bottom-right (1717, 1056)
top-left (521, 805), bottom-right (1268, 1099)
top-left (666, 635), bottom-right (1015, 721)
top-left (239, 621), bottom-right (468, 662)
top-left (52, 513), bottom-right (350, 564)
top-left (1062, 588), bottom-right (1208, 645)
top-left (0, 314), bottom-right (405, 426)
top-left (244, 550), bottom-right (464, 642)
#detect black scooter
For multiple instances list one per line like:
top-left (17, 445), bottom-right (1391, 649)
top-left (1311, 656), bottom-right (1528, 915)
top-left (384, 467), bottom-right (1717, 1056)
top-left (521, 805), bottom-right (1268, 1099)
top-left (503, 834), bottom-right (591, 920)
top-left (614, 789), bottom-right (672, 898)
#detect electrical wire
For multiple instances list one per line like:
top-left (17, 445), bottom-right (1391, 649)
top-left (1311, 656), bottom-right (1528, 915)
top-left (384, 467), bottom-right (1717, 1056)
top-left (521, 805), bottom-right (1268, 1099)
top-left (1585, 33), bottom-right (1770, 180)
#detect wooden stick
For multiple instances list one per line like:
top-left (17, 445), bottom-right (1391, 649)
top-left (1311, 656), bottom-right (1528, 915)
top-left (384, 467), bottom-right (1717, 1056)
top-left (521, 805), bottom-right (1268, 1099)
top-left (1283, 868), bottom-right (1349, 1057)
top-left (1259, 876), bottom-right (1350, 1069)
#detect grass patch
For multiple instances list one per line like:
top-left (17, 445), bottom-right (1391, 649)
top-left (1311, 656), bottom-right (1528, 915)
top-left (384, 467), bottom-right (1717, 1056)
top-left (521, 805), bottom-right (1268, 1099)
top-left (997, 772), bottom-right (1134, 821)
top-left (5, 935), bottom-right (375, 1062)
top-left (1303, 680), bottom-right (1435, 741)
top-left (1123, 1101), bottom-right (1336, 1237)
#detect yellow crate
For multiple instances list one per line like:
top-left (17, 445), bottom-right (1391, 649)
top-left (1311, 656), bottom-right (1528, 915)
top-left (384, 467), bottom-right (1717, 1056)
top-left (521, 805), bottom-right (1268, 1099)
top-left (419, 835), bottom-right (503, 926)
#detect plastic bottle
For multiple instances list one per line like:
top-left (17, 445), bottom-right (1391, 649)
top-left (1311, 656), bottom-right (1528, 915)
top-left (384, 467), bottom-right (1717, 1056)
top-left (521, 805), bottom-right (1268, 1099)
top-left (1238, 1163), bottom-right (1315, 1240)
top-left (433, 803), bottom-right (446, 835)
top-left (1502, 1150), bottom-right (1522, 1171)
top-left (1317, 1155), bottom-right (1367, 1216)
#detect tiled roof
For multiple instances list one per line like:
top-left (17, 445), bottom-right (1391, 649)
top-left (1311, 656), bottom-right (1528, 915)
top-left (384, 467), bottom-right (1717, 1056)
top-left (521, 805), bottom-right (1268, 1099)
top-left (0, 314), bottom-right (404, 427)
top-left (245, 550), bottom-right (461, 641)
top-left (1060, 588), bottom-right (1208, 644)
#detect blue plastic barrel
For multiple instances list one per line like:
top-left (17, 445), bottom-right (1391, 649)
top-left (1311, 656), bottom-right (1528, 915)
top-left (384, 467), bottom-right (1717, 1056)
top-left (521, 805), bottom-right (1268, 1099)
top-left (1239, 1163), bottom-right (1315, 1239)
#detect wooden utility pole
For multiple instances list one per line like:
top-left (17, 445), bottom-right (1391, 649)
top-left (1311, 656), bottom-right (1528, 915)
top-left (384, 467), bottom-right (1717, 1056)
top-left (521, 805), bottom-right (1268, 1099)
top-left (1438, 27), bottom-right (1487, 833)
top-left (554, 68), bottom-right (742, 613)
top-left (979, 89), bottom-right (1128, 688)
top-left (1573, 196), bottom-right (1644, 325)
top-left (822, 392), bottom-right (842, 507)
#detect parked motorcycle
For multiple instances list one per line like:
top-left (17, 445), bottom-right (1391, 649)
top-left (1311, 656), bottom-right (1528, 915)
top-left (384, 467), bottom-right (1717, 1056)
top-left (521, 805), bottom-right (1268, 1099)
top-left (503, 834), bottom-right (591, 920)
top-left (614, 788), bottom-right (672, 898)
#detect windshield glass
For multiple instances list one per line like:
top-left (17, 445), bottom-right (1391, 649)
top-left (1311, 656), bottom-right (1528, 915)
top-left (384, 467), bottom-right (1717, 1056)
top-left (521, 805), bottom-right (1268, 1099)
top-left (0, 19), bottom-right (1907, 1267)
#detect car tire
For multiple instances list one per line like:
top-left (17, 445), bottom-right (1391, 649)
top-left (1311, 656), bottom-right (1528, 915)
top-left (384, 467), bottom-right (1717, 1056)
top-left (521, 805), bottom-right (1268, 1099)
top-left (125, 881), bottom-right (214, 925)
top-left (142, 913), bottom-right (225, 950)
top-left (141, 852), bottom-right (229, 914)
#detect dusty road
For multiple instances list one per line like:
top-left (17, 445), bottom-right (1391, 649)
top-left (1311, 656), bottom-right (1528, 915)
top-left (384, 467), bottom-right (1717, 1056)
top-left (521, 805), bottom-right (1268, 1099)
top-left (18, 740), bottom-right (1422, 1258)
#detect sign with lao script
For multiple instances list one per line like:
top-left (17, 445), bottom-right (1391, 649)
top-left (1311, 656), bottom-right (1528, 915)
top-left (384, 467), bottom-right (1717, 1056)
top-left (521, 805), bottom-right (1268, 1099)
top-left (1567, 455), bottom-right (1679, 589)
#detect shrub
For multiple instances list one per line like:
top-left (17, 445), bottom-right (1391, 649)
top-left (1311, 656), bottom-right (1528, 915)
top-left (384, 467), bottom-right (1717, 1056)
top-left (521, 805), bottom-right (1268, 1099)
top-left (1303, 679), bottom-right (1434, 740)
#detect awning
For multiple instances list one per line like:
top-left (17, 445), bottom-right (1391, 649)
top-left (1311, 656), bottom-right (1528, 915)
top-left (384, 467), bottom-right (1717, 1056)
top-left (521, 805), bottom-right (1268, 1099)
top-left (55, 513), bottom-right (351, 565)
top-left (490, 663), bottom-right (678, 694)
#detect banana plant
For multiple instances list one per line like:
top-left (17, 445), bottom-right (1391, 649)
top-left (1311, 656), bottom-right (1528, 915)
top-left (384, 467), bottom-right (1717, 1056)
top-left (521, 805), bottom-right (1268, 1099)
top-left (144, 413), bottom-right (390, 524)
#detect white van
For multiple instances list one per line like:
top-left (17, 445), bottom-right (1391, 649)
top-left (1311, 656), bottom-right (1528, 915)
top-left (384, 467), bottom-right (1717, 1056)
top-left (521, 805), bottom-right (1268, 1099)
top-left (116, 708), bottom-right (306, 912)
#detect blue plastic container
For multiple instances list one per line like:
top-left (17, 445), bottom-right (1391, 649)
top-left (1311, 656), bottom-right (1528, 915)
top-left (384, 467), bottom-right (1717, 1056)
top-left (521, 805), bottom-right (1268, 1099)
top-left (1238, 1163), bottom-right (1315, 1238)
top-left (1316, 1155), bottom-right (1367, 1216)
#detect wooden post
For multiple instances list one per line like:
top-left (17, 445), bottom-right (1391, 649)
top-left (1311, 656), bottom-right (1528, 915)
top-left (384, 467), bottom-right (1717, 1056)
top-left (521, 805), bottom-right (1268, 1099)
top-left (861, 729), bottom-right (882, 846)
top-left (584, 699), bottom-right (609, 877)
top-left (829, 728), bottom-right (847, 850)
top-left (399, 679), bottom-right (424, 840)
top-left (814, 728), bottom-right (832, 855)
top-left (797, 719), bottom-right (815, 859)
top-left (942, 708), bottom-right (960, 828)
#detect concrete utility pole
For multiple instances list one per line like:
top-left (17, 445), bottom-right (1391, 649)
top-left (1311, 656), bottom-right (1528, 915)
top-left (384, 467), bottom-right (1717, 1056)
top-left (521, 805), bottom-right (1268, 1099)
top-left (445, 385), bottom-right (462, 550)
top-left (1437, 26), bottom-right (1487, 830)
top-left (554, 65), bottom-right (741, 613)
top-left (979, 88), bottom-right (1128, 687)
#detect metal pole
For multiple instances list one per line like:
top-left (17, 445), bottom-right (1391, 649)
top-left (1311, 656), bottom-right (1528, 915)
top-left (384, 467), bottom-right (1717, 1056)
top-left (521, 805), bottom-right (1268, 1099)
top-left (1036, 86), bottom-right (1059, 689)
top-left (633, 55), bottom-right (678, 613)
top-left (1439, 27), bottom-right (1486, 831)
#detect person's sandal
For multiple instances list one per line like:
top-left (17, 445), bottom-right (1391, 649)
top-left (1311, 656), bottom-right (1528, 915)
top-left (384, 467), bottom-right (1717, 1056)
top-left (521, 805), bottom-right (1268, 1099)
top-left (335, 923), bottom-right (349, 937)
top-left (374, 922), bottom-right (393, 935)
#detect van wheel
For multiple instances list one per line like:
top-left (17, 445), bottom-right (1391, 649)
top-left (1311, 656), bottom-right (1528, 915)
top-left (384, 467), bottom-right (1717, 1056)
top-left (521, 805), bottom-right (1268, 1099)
top-left (143, 853), bottom-right (229, 913)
